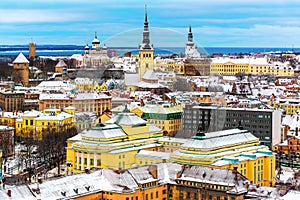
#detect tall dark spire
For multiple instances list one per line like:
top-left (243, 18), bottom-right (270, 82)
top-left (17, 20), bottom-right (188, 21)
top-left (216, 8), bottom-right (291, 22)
top-left (145, 5), bottom-right (148, 24)
top-left (188, 25), bottom-right (193, 42)
top-left (139, 4), bottom-right (152, 50)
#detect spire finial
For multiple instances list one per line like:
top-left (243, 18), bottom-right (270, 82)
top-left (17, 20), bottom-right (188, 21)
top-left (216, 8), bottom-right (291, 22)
top-left (188, 25), bottom-right (193, 42)
top-left (95, 31), bottom-right (97, 39)
top-left (145, 4), bottom-right (148, 22)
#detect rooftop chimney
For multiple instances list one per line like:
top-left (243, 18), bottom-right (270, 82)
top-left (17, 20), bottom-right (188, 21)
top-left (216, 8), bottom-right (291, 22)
top-left (7, 189), bottom-right (11, 197)
top-left (148, 165), bottom-right (158, 179)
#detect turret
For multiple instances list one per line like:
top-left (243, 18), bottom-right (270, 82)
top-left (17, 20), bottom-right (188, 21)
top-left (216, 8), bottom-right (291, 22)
top-left (92, 32), bottom-right (100, 51)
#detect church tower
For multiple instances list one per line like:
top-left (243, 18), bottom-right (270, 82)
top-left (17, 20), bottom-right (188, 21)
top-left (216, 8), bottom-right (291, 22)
top-left (138, 5), bottom-right (154, 80)
top-left (29, 42), bottom-right (36, 58)
top-left (13, 52), bottom-right (29, 86)
top-left (185, 25), bottom-right (200, 58)
top-left (92, 32), bottom-right (100, 51)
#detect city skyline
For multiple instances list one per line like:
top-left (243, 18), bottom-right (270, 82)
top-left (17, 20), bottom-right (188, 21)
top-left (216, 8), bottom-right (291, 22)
top-left (1, 0), bottom-right (300, 47)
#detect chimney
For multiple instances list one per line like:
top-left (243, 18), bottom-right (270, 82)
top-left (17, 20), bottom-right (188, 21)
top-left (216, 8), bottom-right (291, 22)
top-left (233, 166), bottom-right (238, 182)
top-left (7, 189), bottom-right (11, 197)
top-left (148, 165), bottom-right (158, 179)
top-left (284, 125), bottom-right (289, 141)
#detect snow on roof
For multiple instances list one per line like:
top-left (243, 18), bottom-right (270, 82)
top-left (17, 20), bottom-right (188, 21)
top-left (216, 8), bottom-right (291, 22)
top-left (35, 111), bottom-right (73, 121)
top-left (128, 166), bottom-right (157, 184)
top-left (81, 125), bottom-right (127, 139)
top-left (142, 70), bottom-right (158, 80)
top-left (124, 73), bottom-right (140, 86)
top-left (106, 112), bottom-right (147, 126)
top-left (141, 104), bottom-right (183, 114)
top-left (135, 81), bottom-right (165, 88)
top-left (13, 52), bottom-right (29, 64)
top-left (55, 59), bottom-right (67, 68)
top-left (281, 190), bottom-right (300, 199)
top-left (0, 125), bottom-right (14, 130)
top-left (249, 57), bottom-right (269, 65)
top-left (182, 129), bottom-right (259, 149)
top-left (39, 92), bottom-right (110, 101)
top-left (211, 57), bottom-right (249, 64)
top-left (136, 150), bottom-right (170, 160)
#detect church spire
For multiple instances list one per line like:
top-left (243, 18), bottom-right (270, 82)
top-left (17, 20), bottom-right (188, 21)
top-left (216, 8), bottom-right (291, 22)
top-left (188, 25), bottom-right (193, 42)
top-left (95, 31), bottom-right (98, 39)
top-left (145, 5), bottom-right (148, 24)
top-left (139, 4), bottom-right (152, 50)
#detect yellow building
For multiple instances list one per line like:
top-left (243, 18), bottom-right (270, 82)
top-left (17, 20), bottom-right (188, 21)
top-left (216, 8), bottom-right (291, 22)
top-left (141, 103), bottom-right (183, 136)
top-left (274, 98), bottom-right (300, 115)
top-left (210, 56), bottom-right (294, 76)
top-left (55, 59), bottom-right (67, 74)
top-left (66, 111), bottom-right (163, 173)
top-left (39, 92), bottom-right (112, 116)
top-left (248, 57), bottom-right (271, 75)
top-left (0, 111), bottom-right (19, 128)
top-left (67, 107), bottom-right (274, 187)
top-left (210, 58), bottom-right (249, 76)
top-left (112, 103), bottom-right (183, 136)
top-left (169, 129), bottom-right (276, 186)
top-left (15, 107), bottom-right (76, 140)
top-left (269, 61), bottom-right (294, 76)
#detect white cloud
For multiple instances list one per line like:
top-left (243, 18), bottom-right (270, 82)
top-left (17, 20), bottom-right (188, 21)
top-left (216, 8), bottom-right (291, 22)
top-left (0, 9), bottom-right (82, 23)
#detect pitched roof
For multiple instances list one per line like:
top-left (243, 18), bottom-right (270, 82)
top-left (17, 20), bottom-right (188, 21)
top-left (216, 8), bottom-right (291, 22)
top-left (105, 112), bottom-right (147, 126)
top-left (55, 59), bottom-right (67, 68)
top-left (143, 70), bottom-right (158, 80)
top-left (13, 52), bottom-right (29, 64)
top-left (124, 73), bottom-right (140, 86)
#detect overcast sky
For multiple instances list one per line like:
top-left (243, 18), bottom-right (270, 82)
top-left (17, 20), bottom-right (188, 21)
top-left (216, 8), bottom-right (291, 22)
top-left (1, 0), bottom-right (300, 47)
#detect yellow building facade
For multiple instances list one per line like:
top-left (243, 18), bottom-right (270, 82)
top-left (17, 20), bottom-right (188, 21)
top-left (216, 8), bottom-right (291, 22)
top-left (273, 98), bottom-right (300, 115)
top-left (210, 57), bottom-right (294, 76)
top-left (168, 129), bottom-right (276, 187)
top-left (15, 107), bottom-right (76, 140)
top-left (66, 112), bottom-right (163, 173)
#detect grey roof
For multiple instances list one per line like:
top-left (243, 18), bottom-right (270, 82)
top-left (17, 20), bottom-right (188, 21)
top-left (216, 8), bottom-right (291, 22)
top-left (177, 165), bottom-right (248, 194)
top-left (136, 150), bottom-right (170, 160)
top-left (149, 123), bottom-right (161, 132)
top-left (182, 129), bottom-right (259, 149)
top-left (106, 112), bottom-right (147, 126)
top-left (13, 52), bottom-right (29, 64)
top-left (0, 163), bottom-right (250, 199)
top-left (128, 166), bottom-right (157, 184)
top-left (81, 124), bottom-right (127, 139)
top-left (142, 70), bottom-right (158, 80)
top-left (124, 73), bottom-right (140, 86)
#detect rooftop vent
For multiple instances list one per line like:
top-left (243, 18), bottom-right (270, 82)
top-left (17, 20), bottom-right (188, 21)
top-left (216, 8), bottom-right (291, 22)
top-left (61, 191), bottom-right (66, 196)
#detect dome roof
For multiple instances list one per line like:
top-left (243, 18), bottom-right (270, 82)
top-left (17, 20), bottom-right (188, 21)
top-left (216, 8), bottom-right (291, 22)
top-left (84, 44), bottom-right (89, 50)
top-left (92, 38), bottom-right (100, 44)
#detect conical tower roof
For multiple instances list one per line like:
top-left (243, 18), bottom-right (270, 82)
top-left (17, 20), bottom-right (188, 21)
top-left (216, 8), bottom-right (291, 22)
top-left (55, 59), bottom-right (67, 68)
top-left (13, 52), bottom-right (29, 64)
